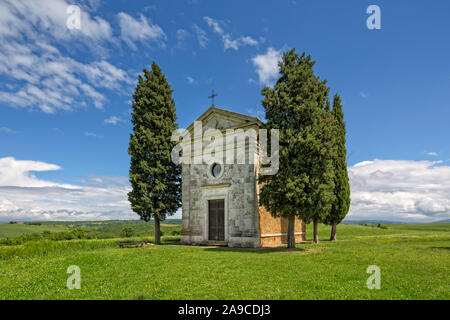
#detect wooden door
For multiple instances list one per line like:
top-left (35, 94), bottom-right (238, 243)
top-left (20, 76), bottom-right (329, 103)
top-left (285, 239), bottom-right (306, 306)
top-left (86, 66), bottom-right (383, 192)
top-left (208, 199), bottom-right (225, 241)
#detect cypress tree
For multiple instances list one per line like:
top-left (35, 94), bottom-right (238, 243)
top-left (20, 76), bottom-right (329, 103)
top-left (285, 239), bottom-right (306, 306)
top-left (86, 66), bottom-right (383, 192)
top-left (324, 94), bottom-right (351, 240)
top-left (128, 62), bottom-right (181, 245)
top-left (259, 49), bottom-right (336, 246)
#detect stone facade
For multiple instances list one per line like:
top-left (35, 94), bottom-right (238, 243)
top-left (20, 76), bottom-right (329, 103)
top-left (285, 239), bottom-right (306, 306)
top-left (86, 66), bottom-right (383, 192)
top-left (180, 106), bottom-right (305, 248)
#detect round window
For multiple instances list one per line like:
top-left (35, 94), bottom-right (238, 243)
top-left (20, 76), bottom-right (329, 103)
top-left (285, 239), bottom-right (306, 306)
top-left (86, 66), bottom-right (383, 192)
top-left (211, 163), bottom-right (222, 178)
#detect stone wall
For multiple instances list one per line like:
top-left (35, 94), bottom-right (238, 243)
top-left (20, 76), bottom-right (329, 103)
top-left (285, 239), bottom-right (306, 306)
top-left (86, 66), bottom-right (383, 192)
top-left (181, 163), bottom-right (260, 247)
top-left (258, 205), bottom-right (305, 247)
top-left (180, 107), bottom-right (305, 248)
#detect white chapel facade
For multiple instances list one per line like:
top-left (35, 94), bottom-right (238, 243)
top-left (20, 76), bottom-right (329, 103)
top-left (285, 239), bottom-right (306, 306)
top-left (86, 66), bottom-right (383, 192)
top-left (180, 106), bottom-right (305, 248)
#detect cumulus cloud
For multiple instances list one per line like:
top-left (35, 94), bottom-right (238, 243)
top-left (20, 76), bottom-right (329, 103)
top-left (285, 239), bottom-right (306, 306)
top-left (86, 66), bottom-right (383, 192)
top-left (203, 16), bottom-right (258, 51)
top-left (0, 157), bottom-right (135, 221)
top-left (1, 157), bottom-right (448, 222)
top-left (251, 47), bottom-right (282, 85)
top-left (0, 0), bottom-right (113, 43)
top-left (0, 45), bottom-right (129, 112)
top-left (0, 157), bottom-right (64, 188)
top-left (0, 1), bottom-right (132, 113)
top-left (348, 159), bottom-right (450, 222)
top-left (426, 151), bottom-right (438, 156)
top-left (117, 12), bottom-right (166, 50)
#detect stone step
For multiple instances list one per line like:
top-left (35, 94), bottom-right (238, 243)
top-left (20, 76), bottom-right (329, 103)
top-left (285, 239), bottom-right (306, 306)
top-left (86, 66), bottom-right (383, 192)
top-left (203, 241), bottom-right (228, 246)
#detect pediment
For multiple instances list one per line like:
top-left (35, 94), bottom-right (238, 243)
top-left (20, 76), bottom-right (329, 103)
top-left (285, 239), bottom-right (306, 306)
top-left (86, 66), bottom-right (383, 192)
top-left (186, 106), bottom-right (261, 133)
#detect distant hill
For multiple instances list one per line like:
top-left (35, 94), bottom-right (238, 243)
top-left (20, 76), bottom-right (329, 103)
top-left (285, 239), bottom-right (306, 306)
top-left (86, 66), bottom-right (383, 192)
top-left (0, 219), bottom-right (182, 225)
top-left (343, 220), bottom-right (406, 225)
top-left (0, 219), bottom-right (182, 239)
top-left (344, 219), bottom-right (450, 225)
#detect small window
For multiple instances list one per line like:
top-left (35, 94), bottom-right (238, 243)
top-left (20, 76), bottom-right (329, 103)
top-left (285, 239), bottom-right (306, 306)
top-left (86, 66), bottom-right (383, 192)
top-left (211, 163), bottom-right (222, 178)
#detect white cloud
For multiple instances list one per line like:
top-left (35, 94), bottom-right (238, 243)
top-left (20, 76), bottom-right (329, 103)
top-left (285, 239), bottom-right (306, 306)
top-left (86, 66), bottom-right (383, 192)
top-left (82, 60), bottom-right (130, 90)
top-left (104, 116), bottom-right (125, 125)
top-left (0, 0), bottom-right (113, 43)
top-left (359, 92), bottom-right (368, 99)
top-left (222, 34), bottom-right (238, 50)
top-left (192, 24), bottom-right (208, 48)
top-left (0, 1), bottom-right (131, 113)
top-left (0, 157), bottom-right (135, 221)
top-left (251, 47), bottom-right (282, 85)
top-left (203, 16), bottom-right (258, 51)
top-left (186, 76), bottom-right (196, 85)
top-left (2, 157), bottom-right (448, 222)
top-left (176, 28), bottom-right (190, 48)
top-left (143, 5), bottom-right (157, 11)
top-left (204, 16), bottom-right (224, 35)
top-left (348, 159), bottom-right (450, 222)
top-left (426, 151), bottom-right (438, 156)
top-left (0, 157), bottom-right (63, 188)
top-left (0, 127), bottom-right (16, 134)
top-left (117, 12), bottom-right (166, 50)
top-left (84, 132), bottom-right (103, 138)
top-left (240, 36), bottom-right (258, 46)
top-left (0, 44), bottom-right (129, 112)
top-left (222, 35), bottom-right (258, 51)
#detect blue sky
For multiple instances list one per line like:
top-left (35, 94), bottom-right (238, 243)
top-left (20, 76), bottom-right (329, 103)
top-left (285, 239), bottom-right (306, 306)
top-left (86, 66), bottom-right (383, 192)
top-left (0, 0), bottom-right (449, 222)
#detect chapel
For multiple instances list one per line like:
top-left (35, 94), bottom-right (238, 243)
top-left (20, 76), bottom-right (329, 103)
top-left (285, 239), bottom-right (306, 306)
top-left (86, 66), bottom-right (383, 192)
top-left (180, 106), bottom-right (305, 247)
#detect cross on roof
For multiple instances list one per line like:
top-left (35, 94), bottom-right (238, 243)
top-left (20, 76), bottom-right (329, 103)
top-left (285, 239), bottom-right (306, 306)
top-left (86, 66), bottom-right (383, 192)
top-left (208, 89), bottom-right (218, 107)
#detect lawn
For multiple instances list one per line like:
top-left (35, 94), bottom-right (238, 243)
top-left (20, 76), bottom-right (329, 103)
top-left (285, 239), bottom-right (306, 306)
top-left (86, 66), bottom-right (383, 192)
top-left (0, 222), bottom-right (448, 299)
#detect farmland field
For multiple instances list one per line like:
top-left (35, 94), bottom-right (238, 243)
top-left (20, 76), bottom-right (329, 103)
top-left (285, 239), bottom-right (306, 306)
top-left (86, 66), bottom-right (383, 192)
top-left (0, 223), bottom-right (68, 238)
top-left (0, 221), bottom-right (448, 300)
top-left (0, 220), bottom-right (181, 242)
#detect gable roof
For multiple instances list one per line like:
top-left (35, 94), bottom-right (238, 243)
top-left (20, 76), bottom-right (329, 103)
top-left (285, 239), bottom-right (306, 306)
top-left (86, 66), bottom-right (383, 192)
top-left (185, 106), bottom-right (263, 132)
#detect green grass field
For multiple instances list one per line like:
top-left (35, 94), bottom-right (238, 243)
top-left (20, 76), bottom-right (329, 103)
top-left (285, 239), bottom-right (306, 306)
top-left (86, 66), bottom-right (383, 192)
top-left (0, 220), bottom-right (181, 242)
top-left (0, 224), bottom-right (69, 238)
top-left (0, 222), bottom-right (448, 299)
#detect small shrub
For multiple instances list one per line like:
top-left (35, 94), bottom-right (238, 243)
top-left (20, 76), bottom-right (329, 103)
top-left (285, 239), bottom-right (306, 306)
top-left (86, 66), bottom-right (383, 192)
top-left (121, 227), bottom-right (134, 238)
top-left (0, 238), bottom-right (14, 245)
top-left (96, 233), bottom-right (116, 239)
top-left (71, 228), bottom-right (88, 239)
top-left (42, 230), bottom-right (52, 237)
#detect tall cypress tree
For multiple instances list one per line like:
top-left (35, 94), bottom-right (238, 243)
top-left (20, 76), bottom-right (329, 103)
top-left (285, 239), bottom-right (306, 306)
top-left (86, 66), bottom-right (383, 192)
top-left (259, 49), bottom-right (336, 246)
top-left (324, 94), bottom-right (351, 240)
top-left (128, 62), bottom-right (181, 245)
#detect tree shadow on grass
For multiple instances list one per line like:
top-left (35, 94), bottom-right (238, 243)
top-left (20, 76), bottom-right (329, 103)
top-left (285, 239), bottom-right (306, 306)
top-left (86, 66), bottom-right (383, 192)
top-left (202, 246), bottom-right (306, 254)
top-left (163, 238), bottom-right (181, 244)
top-left (428, 246), bottom-right (450, 250)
